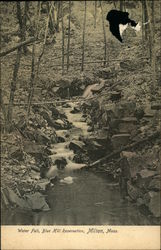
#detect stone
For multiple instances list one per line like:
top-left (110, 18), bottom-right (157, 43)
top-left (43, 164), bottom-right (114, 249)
top-left (120, 151), bottom-right (143, 178)
top-left (3, 188), bottom-right (30, 209)
top-left (54, 157), bottom-right (67, 169)
top-left (151, 102), bottom-right (161, 110)
top-left (94, 68), bottom-right (115, 79)
top-left (68, 140), bottom-right (85, 152)
top-left (40, 110), bottom-right (55, 127)
top-left (34, 129), bottom-right (51, 145)
top-left (118, 117), bottom-right (137, 133)
top-left (87, 126), bottom-right (94, 132)
top-left (36, 179), bottom-right (51, 191)
top-left (145, 191), bottom-right (160, 217)
top-left (9, 146), bottom-right (24, 161)
top-left (25, 192), bottom-right (50, 212)
top-left (23, 141), bottom-right (52, 157)
top-left (148, 178), bottom-right (160, 191)
top-left (110, 91), bottom-right (122, 102)
top-left (127, 181), bottom-right (142, 201)
top-left (70, 107), bottom-right (80, 114)
top-left (111, 134), bottom-right (131, 150)
top-left (138, 169), bottom-right (157, 179)
top-left (57, 136), bottom-right (66, 143)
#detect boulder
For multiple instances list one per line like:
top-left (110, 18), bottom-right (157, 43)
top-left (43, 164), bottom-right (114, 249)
top-left (118, 117), bottom-right (137, 134)
top-left (36, 179), bottom-right (51, 192)
top-left (94, 68), bottom-right (116, 79)
top-left (127, 181), bottom-right (142, 201)
top-left (40, 110), bottom-right (55, 127)
top-left (144, 191), bottom-right (160, 217)
top-left (23, 141), bottom-right (52, 157)
top-left (68, 140), bottom-right (85, 152)
top-left (54, 157), bottom-right (67, 169)
top-left (9, 146), bottom-right (24, 161)
top-left (119, 151), bottom-right (143, 179)
top-left (25, 192), bottom-right (50, 212)
top-left (111, 134), bottom-right (131, 150)
top-left (2, 188), bottom-right (30, 209)
top-left (110, 91), bottom-right (122, 102)
top-left (34, 129), bottom-right (51, 145)
top-left (70, 107), bottom-right (80, 114)
top-left (148, 178), bottom-right (160, 191)
top-left (151, 102), bottom-right (161, 110)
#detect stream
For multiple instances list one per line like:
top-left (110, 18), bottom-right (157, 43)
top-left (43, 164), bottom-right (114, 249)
top-left (2, 100), bottom-right (151, 225)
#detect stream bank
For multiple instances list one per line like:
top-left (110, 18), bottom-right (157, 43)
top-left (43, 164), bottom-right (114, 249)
top-left (1, 99), bottom-right (153, 225)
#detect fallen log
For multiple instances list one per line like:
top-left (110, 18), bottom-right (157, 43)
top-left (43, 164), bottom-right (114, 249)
top-left (88, 131), bottom-right (160, 168)
top-left (0, 37), bottom-right (35, 57)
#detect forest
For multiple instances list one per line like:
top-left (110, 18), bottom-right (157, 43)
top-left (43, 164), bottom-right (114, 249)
top-left (1, 0), bottom-right (161, 225)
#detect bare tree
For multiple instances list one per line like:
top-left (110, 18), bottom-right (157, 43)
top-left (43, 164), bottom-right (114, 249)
top-left (94, 1), bottom-right (97, 29)
top-left (67, 0), bottom-right (71, 71)
top-left (61, 1), bottom-right (65, 75)
top-left (7, 47), bottom-right (22, 131)
top-left (16, 2), bottom-right (28, 54)
top-left (100, 1), bottom-right (107, 66)
top-left (145, 0), bottom-right (157, 88)
top-left (81, 1), bottom-right (87, 72)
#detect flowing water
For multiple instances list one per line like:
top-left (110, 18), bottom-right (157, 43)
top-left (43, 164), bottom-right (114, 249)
top-left (2, 100), bottom-right (151, 225)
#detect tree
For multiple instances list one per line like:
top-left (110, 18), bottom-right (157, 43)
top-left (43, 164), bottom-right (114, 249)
top-left (16, 2), bottom-right (28, 54)
top-left (61, 1), bottom-right (65, 75)
top-left (100, 1), bottom-right (107, 66)
top-left (67, 0), bottom-right (71, 71)
top-left (81, 1), bottom-right (87, 72)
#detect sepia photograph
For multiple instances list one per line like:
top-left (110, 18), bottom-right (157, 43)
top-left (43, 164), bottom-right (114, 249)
top-left (0, 1), bottom-right (161, 248)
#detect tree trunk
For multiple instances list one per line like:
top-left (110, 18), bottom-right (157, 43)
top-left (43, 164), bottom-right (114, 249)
top-left (67, 0), bottom-right (71, 71)
top-left (100, 1), bottom-right (107, 66)
top-left (141, 0), bottom-right (145, 42)
top-left (120, 0), bottom-right (124, 11)
top-left (27, 44), bottom-right (35, 120)
top-left (56, 1), bottom-right (61, 32)
top-left (145, 0), bottom-right (157, 88)
top-left (61, 1), bottom-right (65, 75)
top-left (0, 88), bottom-right (8, 133)
top-left (94, 1), bottom-right (97, 29)
top-left (16, 2), bottom-right (28, 54)
top-left (7, 48), bottom-right (22, 131)
top-left (81, 1), bottom-right (87, 72)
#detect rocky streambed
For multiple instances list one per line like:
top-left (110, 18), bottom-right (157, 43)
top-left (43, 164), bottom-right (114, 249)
top-left (2, 96), bottom-right (159, 225)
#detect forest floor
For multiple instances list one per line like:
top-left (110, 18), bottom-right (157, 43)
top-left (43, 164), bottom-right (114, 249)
top-left (1, 1), bottom-right (161, 224)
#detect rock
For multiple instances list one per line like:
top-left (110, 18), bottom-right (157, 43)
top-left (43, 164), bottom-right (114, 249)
top-left (70, 107), bottom-right (80, 114)
top-left (127, 181), bottom-right (142, 201)
top-left (60, 176), bottom-right (74, 184)
top-left (120, 151), bottom-right (143, 178)
top-left (94, 68), bottom-right (115, 79)
top-left (87, 126), bottom-right (93, 132)
top-left (111, 134), bottom-right (131, 150)
top-left (118, 117), bottom-right (137, 134)
top-left (148, 178), bottom-right (160, 191)
top-left (9, 146), bottom-right (24, 161)
top-left (138, 169), bottom-right (157, 179)
top-left (23, 141), bottom-right (52, 157)
top-left (54, 157), bottom-right (67, 169)
top-left (110, 91), bottom-right (122, 102)
top-left (57, 136), bottom-right (66, 143)
top-left (144, 191), bottom-right (160, 217)
top-left (40, 110), bottom-right (55, 127)
top-left (50, 176), bottom-right (59, 184)
top-left (3, 188), bottom-right (30, 209)
top-left (36, 179), bottom-right (51, 192)
top-left (25, 192), bottom-right (50, 212)
top-left (68, 140), bottom-right (85, 152)
top-left (151, 102), bottom-right (161, 110)
top-left (34, 129), bottom-right (51, 145)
